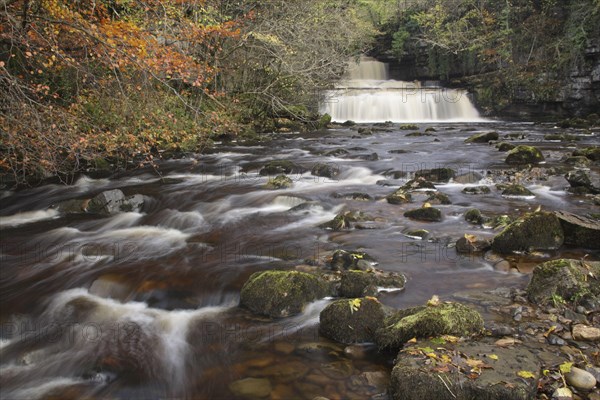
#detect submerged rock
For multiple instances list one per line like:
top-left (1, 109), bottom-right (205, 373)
top-left (415, 168), bottom-right (456, 183)
top-left (462, 186), bottom-right (491, 195)
top-left (404, 206), bottom-right (442, 222)
top-left (465, 131), bottom-right (499, 143)
top-left (259, 160), bottom-right (304, 176)
top-left (376, 302), bottom-right (484, 349)
top-left (319, 297), bottom-right (387, 344)
top-left (390, 339), bottom-right (540, 400)
top-left (426, 191), bottom-right (452, 205)
top-left (465, 209), bottom-right (487, 225)
top-left (565, 367), bottom-right (597, 391)
top-left (502, 184), bottom-right (534, 197)
top-left (505, 146), bottom-right (545, 165)
top-left (491, 211), bottom-right (564, 253)
top-left (526, 259), bottom-right (600, 307)
top-left (555, 211), bottom-right (600, 249)
top-left (240, 270), bottom-right (328, 318)
top-left (329, 249), bottom-right (377, 272)
top-left (402, 177), bottom-right (436, 191)
top-left (454, 172), bottom-right (484, 184)
top-left (311, 163), bottom-right (340, 179)
top-left (229, 377), bottom-right (272, 398)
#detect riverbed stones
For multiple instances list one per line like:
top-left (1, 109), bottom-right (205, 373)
top-left (390, 339), bottom-right (540, 400)
top-left (240, 270), bottom-right (328, 318)
top-left (265, 175), bottom-right (293, 189)
top-left (555, 211), bottom-right (600, 249)
top-left (572, 324), bottom-right (600, 342)
top-left (312, 163), bottom-right (340, 179)
top-left (505, 145), bottom-right (545, 165)
top-left (465, 131), bottom-right (499, 143)
top-left (259, 160), bottom-right (303, 176)
top-left (497, 142), bottom-right (516, 152)
top-left (454, 171), bottom-right (484, 184)
top-left (86, 189), bottom-right (145, 214)
top-left (502, 184), bottom-right (534, 197)
top-left (319, 297), bottom-right (387, 344)
top-left (228, 377), bottom-right (272, 398)
top-left (376, 302), bottom-right (484, 349)
top-left (404, 206), bottom-right (442, 222)
top-left (526, 259), bottom-right (600, 307)
top-left (565, 367), bottom-right (597, 391)
top-left (320, 210), bottom-right (368, 230)
top-left (329, 249), bottom-right (377, 271)
top-left (491, 211), bottom-right (564, 253)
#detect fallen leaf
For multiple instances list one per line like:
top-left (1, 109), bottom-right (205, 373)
top-left (559, 362), bottom-right (573, 374)
top-left (543, 325), bottom-right (557, 338)
top-left (407, 337), bottom-right (418, 343)
top-left (517, 370), bottom-right (536, 379)
top-left (495, 337), bottom-right (521, 347)
top-left (441, 335), bottom-right (459, 343)
top-left (432, 365), bottom-right (451, 373)
top-left (427, 295), bottom-right (440, 307)
top-left (488, 354), bottom-right (499, 360)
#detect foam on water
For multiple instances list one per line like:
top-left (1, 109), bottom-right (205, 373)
top-left (0, 209), bottom-right (60, 228)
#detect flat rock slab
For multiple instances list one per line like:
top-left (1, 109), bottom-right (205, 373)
top-left (555, 211), bottom-right (600, 249)
top-left (391, 339), bottom-right (541, 400)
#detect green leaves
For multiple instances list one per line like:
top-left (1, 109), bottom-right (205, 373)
top-left (349, 298), bottom-right (362, 314)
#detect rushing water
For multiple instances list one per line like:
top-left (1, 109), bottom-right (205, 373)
top-left (320, 57), bottom-right (483, 123)
top-left (1, 118), bottom-right (598, 399)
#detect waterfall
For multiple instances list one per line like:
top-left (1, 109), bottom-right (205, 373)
top-left (320, 56), bottom-right (483, 123)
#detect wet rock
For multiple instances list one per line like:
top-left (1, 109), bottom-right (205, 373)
top-left (333, 192), bottom-right (373, 201)
top-left (312, 163), bottom-right (340, 179)
top-left (240, 270), bottom-right (328, 318)
top-left (319, 297), bottom-right (387, 344)
top-left (462, 186), bottom-right (491, 195)
top-left (552, 387), bottom-right (573, 399)
top-left (426, 191), bottom-right (452, 205)
top-left (401, 177), bottom-right (436, 191)
top-left (505, 145), bottom-right (545, 165)
top-left (229, 377), bottom-right (272, 398)
top-left (53, 198), bottom-right (88, 213)
top-left (339, 271), bottom-right (378, 297)
top-left (565, 367), bottom-right (597, 390)
top-left (389, 149), bottom-right (411, 154)
top-left (320, 210), bottom-right (368, 231)
top-left (573, 146), bottom-right (600, 162)
top-left (404, 206), bottom-right (442, 222)
top-left (399, 124), bottom-right (419, 130)
top-left (526, 259), bottom-right (600, 307)
top-left (89, 274), bottom-right (133, 302)
top-left (465, 209), bottom-right (487, 225)
top-left (555, 211), bottom-right (600, 249)
top-left (255, 361), bottom-right (309, 383)
top-left (329, 250), bottom-right (377, 272)
top-left (497, 142), bottom-right (516, 152)
top-left (465, 131), bottom-right (499, 143)
top-left (320, 360), bottom-right (355, 379)
top-left (343, 344), bottom-right (370, 359)
top-left (565, 170), bottom-right (600, 194)
top-left (390, 339), bottom-right (540, 400)
top-left (376, 302), bottom-right (484, 349)
top-left (405, 229), bottom-right (429, 239)
top-left (326, 148), bottom-right (350, 157)
top-left (564, 156), bottom-right (592, 168)
top-left (415, 168), bottom-right (456, 183)
top-left (572, 324), bottom-right (600, 342)
top-left (502, 184), bottom-right (534, 197)
top-left (456, 235), bottom-right (492, 254)
top-left (361, 371), bottom-right (389, 389)
top-left (259, 160), bottom-right (304, 176)
top-left (87, 189), bottom-right (145, 214)
top-left (356, 152), bottom-right (379, 161)
top-left (491, 211), bottom-right (564, 253)
top-left (386, 188), bottom-right (412, 204)
top-left (265, 175), bottom-right (293, 189)
top-left (454, 172), bottom-right (483, 184)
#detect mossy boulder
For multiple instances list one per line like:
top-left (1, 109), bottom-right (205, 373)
top-left (404, 207), bottom-right (442, 222)
top-left (415, 168), bottom-right (456, 183)
top-left (390, 340), bottom-right (541, 400)
top-left (405, 229), bottom-right (429, 239)
top-left (496, 142), bottom-right (516, 152)
top-left (318, 113), bottom-right (332, 129)
top-left (465, 131), bottom-right (499, 143)
top-left (505, 146), bottom-right (545, 165)
top-left (265, 175), bottom-right (293, 190)
top-left (376, 302), bottom-right (484, 349)
top-left (501, 184), bottom-right (534, 197)
top-left (386, 188), bottom-right (412, 205)
top-left (259, 160), bottom-right (304, 176)
top-left (565, 170), bottom-right (600, 194)
top-left (426, 191), bottom-right (452, 205)
top-left (462, 186), bottom-right (491, 195)
top-left (526, 259), bottom-right (600, 307)
top-left (399, 124), bottom-right (419, 130)
top-left (555, 211), bottom-right (600, 249)
top-left (320, 210), bottom-right (367, 230)
top-left (240, 270), bottom-right (328, 318)
top-left (319, 297), bottom-right (387, 344)
top-left (465, 209), bottom-right (486, 225)
top-left (339, 270), bottom-right (406, 298)
top-left (329, 249), bottom-right (377, 272)
top-left (87, 189), bottom-right (144, 214)
top-left (311, 163), bottom-right (340, 179)
top-left (573, 146), bottom-right (600, 162)
top-left (402, 177), bottom-right (436, 191)
top-left (491, 211), bottom-right (564, 253)
top-left (456, 235), bottom-right (491, 254)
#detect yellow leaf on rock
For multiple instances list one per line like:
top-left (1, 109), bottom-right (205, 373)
top-left (517, 370), bottom-right (536, 379)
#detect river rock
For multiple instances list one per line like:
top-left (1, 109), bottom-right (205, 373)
top-left (426, 191), bottom-right (452, 205)
top-left (454, 172), bottom-right (484, 184)
top-left (456, 235), bottom-right (491, 254)
top-left (259, 160), bottom-right (304, 176)
top-left (555, 211), bottom-right (600, 249)
top-left (465, 131), bottom-right (499, 143)
top-left (572, 324), bottom-right (600, 342)
top-left (312, 163), bottom-right (340, 179)
top-left (376, 302), bottom-right (484, 349)
top-left (404, 206), bottom-right (442, 222)
top-left (573, 146), bottom-right (600, 162)
top-left (565, 367), bottom-right (597, 390)
top-left (53, 198), bottom-right (88, 213)
top-left (402, 177), bottom-right (436, 191)
top-left (497, 142), bottom-right (516, 152)
top-left (465, 209), bottom-right (487, 225)
top-left (89, 274), bottom-right (133, 302)
top-left (320, 210), bottom-right (367, 230)
top-left (462, 186), bottom-right (491, 195)
top-left (229, 377), bottom-right (272, 398)
top-left (415, 168), bottom-right (456, 183)
top-left (565, 170), bottom-right (600, 194)
top-left (491, 211), bottom-right (564, 253)
top-left (552, 387), bottom-right (573, 399)
top-left (339, 270), bottom-right (406, 298)
top-left (265, 175), bottom-right (293, 189)
top-left (502, 184), bottom-right (534, 197)
top-left (386, 188), bottom-right (412, 204)
top-left (526, 259), bottom-right (600, 307)
top-left (86, 189), bottom-right (145, 214)
top-left (329, 250), bottom-right (377, 271)
top-left (240, 270), bottom-right (328, 318)
top-left (505, 145), bottom-right (545, 165)
top-left (319, 297), bottom-right (387, 344)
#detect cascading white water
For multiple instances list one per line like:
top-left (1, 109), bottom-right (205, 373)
top-left (320, 56), bottom-right (483, 123)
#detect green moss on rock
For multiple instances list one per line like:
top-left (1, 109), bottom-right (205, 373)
top-left (526, 259), bottom-right (600, 306)
top-left (319, 297), bottom-right (387, 344)
top-left (465, 131), bottom-right (499, 143)
top-left (404, 207), bottom-right (442, 222)
top-left (339, 270), bottom-right (406, 298)
top-left (491, 211), bottom-right (564, 253)
top-left (501, 184), bottom-right (534, 197)
top-left (386, 188), bottom-right (412, 205)
top-left (496, 142), bottom-right (516, 152)
top-left (465, 209), bottom-right (486, 225)
top-left (555, 211), bottom-right (600, 249)
top-left (462, 186), bottom-right (491, 195)
top-left (265, 175), bottom-right (293, 190)
top-left (329, 249), bottom-right (377, 271)
top-left (376, 302), bottom-right (484, 349)
top-left (505, 145), bottom-right (545, 165)
top-left (259, 160), bottom-right (303, 176)
top-left (240, 270), bottom-right (328, 318)
top-left (415, 168), bottom-right (456, 183)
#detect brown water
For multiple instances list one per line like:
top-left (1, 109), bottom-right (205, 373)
top-left (1, 122), bottom-right (598, 399)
